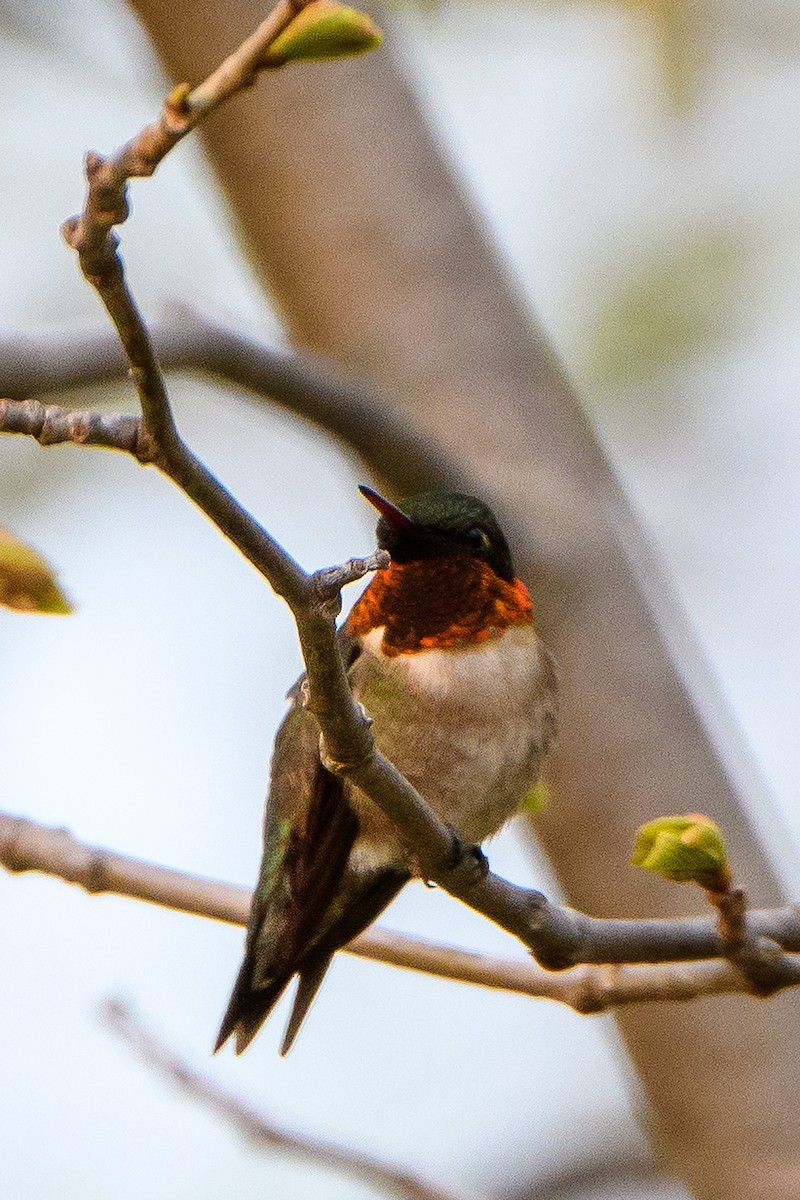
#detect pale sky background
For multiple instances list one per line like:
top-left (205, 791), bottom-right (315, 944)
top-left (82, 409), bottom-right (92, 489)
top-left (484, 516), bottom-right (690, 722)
top-left (3, 1), bottom-right (800, 1197)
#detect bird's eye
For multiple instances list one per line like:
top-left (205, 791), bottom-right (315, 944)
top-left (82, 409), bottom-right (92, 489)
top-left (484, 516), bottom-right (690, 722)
top-left (466, 527), bottom-right (491, 549)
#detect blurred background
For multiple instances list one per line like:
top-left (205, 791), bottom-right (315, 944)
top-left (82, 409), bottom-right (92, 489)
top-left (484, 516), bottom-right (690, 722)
top-left (2, 0), bottom-right (800, 1197)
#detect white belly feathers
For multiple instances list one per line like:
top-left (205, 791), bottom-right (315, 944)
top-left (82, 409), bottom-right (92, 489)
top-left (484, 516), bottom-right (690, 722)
top-left (349, 624), bottom-right (556, 855)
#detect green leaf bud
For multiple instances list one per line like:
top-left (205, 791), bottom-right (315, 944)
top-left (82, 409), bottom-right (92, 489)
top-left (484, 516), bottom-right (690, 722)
top-left (632, 812), bottom-right (729, 891)
top-left (521, 780), bottom-right (549, 815)
top-left (263, 1), bottom-right (383, 66)
top-left (0, 530), bottom-right (73, 615)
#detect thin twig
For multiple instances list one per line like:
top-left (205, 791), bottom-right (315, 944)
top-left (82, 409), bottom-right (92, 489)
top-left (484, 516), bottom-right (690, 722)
top-left (313, 550), bottom-right (392, 603)
top-left (0, 400), bottom-right (583, 964)
top-left (0, 312), bottom-right (457, 496)
top-left (102, 998), bottom-right (466, 1200)
top-left (707, 886), bottom-right (800, 994)
top-left (59, 1), bottom-right (304, 290)
top-left (3, 811), bottom-right (800, 1011)
top-left (59, 0), bottom-right (309, 454)
top-left (0, 397), bottom-right (147, 457)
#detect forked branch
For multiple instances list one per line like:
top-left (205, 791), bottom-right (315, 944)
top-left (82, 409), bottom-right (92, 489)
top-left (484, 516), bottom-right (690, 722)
top-left (2, 0), bottom-right (799, 1001)
top-left (3, 811), bottom-right (800, 1006)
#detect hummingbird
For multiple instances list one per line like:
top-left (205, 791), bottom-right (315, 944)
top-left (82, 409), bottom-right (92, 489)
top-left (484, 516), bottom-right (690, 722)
top-left (214, 487), bottom-right (557, 1056)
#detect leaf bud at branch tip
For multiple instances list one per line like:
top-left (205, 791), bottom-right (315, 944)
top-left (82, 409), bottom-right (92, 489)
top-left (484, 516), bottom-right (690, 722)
top-left (260, 0), bottom-right (383, 67)
top-left (60, 216), bottom-right (79, 248)
top-left (631, 813), bottom-right (730, 892)
top-left (166, 83), bottom-right (192, 117)
top-left (164, 83), bottom-right (194, 134)
top-left (0, 531), bottom-right (73, 615)
top-left (85, 150), bottom-right (106, 177)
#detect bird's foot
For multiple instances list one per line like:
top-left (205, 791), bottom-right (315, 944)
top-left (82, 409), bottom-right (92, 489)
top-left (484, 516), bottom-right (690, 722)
top-left (444, 825), bottom-right (490, 887)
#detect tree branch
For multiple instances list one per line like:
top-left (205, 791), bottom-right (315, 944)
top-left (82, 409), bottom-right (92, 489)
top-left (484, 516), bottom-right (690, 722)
top-left (102, 998), bottom-right (464, 1200)
top-left (0, 396), bottom-right (147, 456)
top-left (4, 810), bottom-right (800, 1010)
top-left (709, 886), bottom-right (800, 993)
top-left (0, 310), bottom-right (458, 496)
top-left (0, 384), bottom-right (592, 967)
top-left (3, 0), bottom-right (796, 1009)
top-left (59, 0), bottom-right (305, 324)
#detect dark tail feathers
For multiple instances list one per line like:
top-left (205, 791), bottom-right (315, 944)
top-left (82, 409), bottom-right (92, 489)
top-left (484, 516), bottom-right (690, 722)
top-left (214, 867), bottom-right (409, 1056)
top-left (213, 955), bottom-right (288, 1056)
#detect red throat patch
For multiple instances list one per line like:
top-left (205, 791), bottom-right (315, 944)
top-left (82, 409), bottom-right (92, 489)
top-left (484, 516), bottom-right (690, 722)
top-left (345, 558), bottom-right (534, 656)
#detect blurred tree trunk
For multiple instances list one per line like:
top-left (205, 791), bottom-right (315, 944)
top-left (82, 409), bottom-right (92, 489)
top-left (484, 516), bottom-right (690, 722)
top-left (130, 3), bottom-right (800, 1195)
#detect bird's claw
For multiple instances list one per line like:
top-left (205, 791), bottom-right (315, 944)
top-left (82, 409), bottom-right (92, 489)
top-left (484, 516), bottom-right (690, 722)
top-left (444, 825), bottom-right (489, 886)
top-left (462, 841), bottom-right (490, 885)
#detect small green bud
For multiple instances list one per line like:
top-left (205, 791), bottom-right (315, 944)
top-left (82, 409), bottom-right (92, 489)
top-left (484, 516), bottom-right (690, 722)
top-left (0, 530), bottom-right (73, 615)
top-left (632, 812), bottom-right (729, 891)
top-left (263, 0), bottom-right (383, 66)
top-left (165, 82), bottom-right (191, 117)
top-left (521, 780), bottom-right (549, 815)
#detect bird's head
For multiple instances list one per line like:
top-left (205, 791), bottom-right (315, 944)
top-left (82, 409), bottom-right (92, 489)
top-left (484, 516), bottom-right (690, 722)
top-left (359, 486), bottom-right (515, 583)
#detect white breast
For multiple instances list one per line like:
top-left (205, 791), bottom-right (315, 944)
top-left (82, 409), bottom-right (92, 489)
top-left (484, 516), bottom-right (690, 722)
top-left (352, 625), bottom-right (556, 846)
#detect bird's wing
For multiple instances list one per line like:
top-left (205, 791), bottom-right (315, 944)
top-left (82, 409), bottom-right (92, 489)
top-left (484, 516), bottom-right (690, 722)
top-left (214, 682), bottom-right (358, 1055)
top-left (215, 629), bottom-right (407, 1056)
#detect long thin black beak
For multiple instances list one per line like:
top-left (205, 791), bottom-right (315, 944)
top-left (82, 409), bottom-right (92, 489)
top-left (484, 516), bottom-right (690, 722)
top-left (358, 485), bottom-right (417, 533)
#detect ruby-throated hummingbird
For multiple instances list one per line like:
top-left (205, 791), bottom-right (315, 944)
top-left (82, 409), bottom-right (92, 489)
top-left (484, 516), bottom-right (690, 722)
top-left (215, 487), bottom-right (557, 1055)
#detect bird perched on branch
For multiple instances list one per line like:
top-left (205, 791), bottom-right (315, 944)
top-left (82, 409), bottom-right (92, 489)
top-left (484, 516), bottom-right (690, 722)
top-left (215, 487), bottom-right (557, 1055)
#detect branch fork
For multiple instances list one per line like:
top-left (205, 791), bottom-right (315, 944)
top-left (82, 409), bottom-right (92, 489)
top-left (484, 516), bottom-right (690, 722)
top-left (709, 886), bottom-right (800, 995)
top-left (4, 0), bottom-right (800, 1022)
top-left (312, 549), bottom-right (390, 612)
